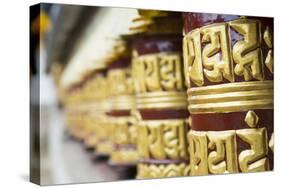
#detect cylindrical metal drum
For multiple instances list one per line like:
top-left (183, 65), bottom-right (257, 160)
top-left (95, 69), bottom-right (115, 158)
top-left (107, 41), bottom-right (139, 169)
top-left (182, 13), bottom-right (274, 175)
top-left (131, 10), bottom-right (191, 179)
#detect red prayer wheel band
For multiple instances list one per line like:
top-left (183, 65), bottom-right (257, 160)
top-left (191, 109), bottom-right (273, 132)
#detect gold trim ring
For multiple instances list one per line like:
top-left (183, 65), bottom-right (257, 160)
top-left (111, 95), bottom-right (136, 111)
top-left (187, 81), bottom-right (273, 114)
top-left (136, 91), bottom-right (187, 110)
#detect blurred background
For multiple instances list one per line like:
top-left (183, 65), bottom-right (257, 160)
top-left (30, 3), bottom-right (139, 185)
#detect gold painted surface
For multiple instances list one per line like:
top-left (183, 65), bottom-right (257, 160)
top-left (110, 115), bottom-right (139, 164)
top-left (236, 128), bottom-right (269, 172)
top-left (188, 111), bottom-right (270, 175)
top-left (137, 163), bottom-right (190, 179)
top-left (136, 91), bottom-right (187, 109)
top-left (110, 95), bottom-right (136, 111)
top-left (230, 19), bottom-right (263, 81)
top-left (132, 52), bottom-right (184, 93)
top-left (129, 10), bottom-right (182, 35)
top-left (201, 23), bottom-right (234, 83)
top-left (189, 129), bottom-right (270, 175)
top-left (183, 28), bottom-right (204, 87)
top-left (111, 116), bottom-right (138, 145)
top-left (132, 45), bottom-right (189, 178)
top-left (183, 18), bottom-right (273, 88)
top-left (63, 70), bottom-right (112, 145)
top-left (96, 140), bottom-right (114, 155)
top-left (188, 131), bottom-right (208, 175)
top-left (108, 68), bottom-right (134, 96)
top-left (95, 115), bottom-right (115, 155)
top-left (138, 119), bottom-right (188, 160)
top-left (244, 110), bottom-right (259, 128)
top-left (84, 134), bottom-right (99, 148)
top-left (187, 81), bottom-right (273, 114)
top-left (110, 149), bottom-right (139, 165)
top-left (132, 52), bottom-right (186, 110)
top-left (263, 26), bottom-right (273, 73)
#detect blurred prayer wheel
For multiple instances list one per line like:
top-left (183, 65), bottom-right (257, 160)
top-left (84, 69), bottom-right (108, 150)
top-left (131, 10), bottom-right (191, 179)
top-left (103, 40), bottom-right (138, 178)
top-left (95, 69), bottom-right (115, 158)
top-left (182, 13), bottom-right (274, 175)
top-left (63, 68), bottom-right (107, 151)
top-left (64, 80), bottom-right (87, 141)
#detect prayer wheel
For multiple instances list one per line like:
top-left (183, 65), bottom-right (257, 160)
top-left (106, 40), bottom-right (138, 178)
top-left (182, 13), bottom-right (274, 175)
top-left (131, 10), bottom-right (191, 179)
top-left (95, 68), bottom-right (115, 158)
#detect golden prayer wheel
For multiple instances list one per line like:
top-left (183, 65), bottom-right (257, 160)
top-left (62, 66), bottom-right (107, 151)
top-left (94, 69), bottom-right (115, 157)
top-left (130, 10), bottom-right (191, 179)
top-left (92, 38), bottom-right (138, 179)
top-left (101, 40), bottom-right (138, 178)
top-left (83, 70), bottom-right (107, 150)
top-left (182, 13), bottom-right (274, 175)
top-left (64, 81), bottom-right (86, 140)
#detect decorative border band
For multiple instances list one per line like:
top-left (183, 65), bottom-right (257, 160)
top-left (187, 81), bottom-right (273, 114)
top-left (110, 95), bottom-right (136, 110)
top-left (137, 163), bottom-right (190, 179)
top-left (136, 91), bottom-right (187, 109)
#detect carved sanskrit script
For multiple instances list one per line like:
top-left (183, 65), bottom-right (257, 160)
top-left (138, 163), bottom-right (190, 178)
top-left (138, 120), bottom-right (188, 160)
top-left (263, 26), bottom-right (273, 73)
top-left (183, 18), bottom-right (273, 87)
top-left (132, 53), bottom-right (184, 93)
top-left (189, 111), bottom-right (271, 175)
top-left (189, 128), bottom-right (269, 175)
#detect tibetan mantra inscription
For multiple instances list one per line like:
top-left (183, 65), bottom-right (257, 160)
top-left (132, 34), bottom-right (190, 178)
top-left (182, 13), bottom-right (273, 176)
top-left (106, 46), bottom-right (139, 167)
top-left (133, 53), bottom-right (184, 93)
